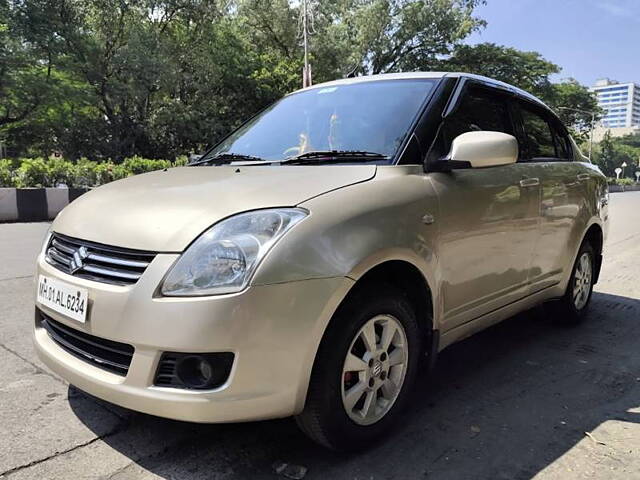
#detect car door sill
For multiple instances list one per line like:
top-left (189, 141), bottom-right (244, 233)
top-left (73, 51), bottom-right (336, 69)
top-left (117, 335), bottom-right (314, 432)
top-left (438, 282), bottom-right (561, 351)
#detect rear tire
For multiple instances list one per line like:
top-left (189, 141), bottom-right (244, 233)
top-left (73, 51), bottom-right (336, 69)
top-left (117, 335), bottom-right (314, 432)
top-left (295, 285), bottom-right (422, 451)
top-left (551, 241), bottom-right (595, 325)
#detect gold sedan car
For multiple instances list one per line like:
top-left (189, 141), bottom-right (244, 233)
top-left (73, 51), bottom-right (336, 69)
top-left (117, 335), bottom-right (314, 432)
top-left (34, 72), bottom-right (608, 450)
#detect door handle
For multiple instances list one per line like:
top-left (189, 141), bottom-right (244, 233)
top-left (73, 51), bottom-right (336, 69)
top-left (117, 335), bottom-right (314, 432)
top-left (519, 177), bottom-right (540, 187)
top-left (577, 173), bottom-right (590, 181)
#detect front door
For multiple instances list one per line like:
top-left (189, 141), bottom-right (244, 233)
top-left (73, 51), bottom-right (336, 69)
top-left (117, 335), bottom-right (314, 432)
top-left (427, 84), bottom-right (540, 332)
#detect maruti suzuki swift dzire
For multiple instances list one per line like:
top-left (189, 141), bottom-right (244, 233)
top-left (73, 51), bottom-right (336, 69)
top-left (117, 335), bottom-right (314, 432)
top-left (34, 72), bottom-right (608, 450)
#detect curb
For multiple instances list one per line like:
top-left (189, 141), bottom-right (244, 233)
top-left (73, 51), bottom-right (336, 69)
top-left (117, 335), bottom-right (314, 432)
top-left (0, 188), bottom-right (89, 222)
top-left (609, 185), bottom-right (640, 193)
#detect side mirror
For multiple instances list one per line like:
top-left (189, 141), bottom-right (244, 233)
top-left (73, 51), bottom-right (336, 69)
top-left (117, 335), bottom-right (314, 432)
top-left (449, 131), bottom-right (518, 168)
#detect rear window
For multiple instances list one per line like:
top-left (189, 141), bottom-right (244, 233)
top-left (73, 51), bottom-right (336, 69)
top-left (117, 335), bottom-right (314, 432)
top-left (519, 104), bottom-right (571, 161)
top-left (520, 106), bottom-right (556, 159)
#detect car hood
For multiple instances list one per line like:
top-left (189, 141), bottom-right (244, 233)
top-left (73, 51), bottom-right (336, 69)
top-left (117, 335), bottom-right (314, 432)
top-left (53, 165), bottom-right (376, 252)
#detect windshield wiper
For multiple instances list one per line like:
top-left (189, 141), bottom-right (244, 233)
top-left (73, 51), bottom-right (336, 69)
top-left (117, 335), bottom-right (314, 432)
top-left (281, 150), bottom-right (389, 165)
top-left (190, 152), bottom-right (266, 166)
top-left (191, 150), bottom-right (388, 167)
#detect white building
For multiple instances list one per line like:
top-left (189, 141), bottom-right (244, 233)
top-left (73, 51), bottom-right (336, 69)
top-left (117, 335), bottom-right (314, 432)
top-left (591, 78), bottom-right (640, 129)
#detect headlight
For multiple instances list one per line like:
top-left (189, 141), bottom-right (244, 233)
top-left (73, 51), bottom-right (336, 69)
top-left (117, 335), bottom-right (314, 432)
top-left (161, 208), bottom-right (308, 296)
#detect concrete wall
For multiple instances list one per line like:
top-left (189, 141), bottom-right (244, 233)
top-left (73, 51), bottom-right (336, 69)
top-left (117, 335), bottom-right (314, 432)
top-left (0, 189), bottom-right (18, 222)
top-left (0, 188), bottom-right (89, 222)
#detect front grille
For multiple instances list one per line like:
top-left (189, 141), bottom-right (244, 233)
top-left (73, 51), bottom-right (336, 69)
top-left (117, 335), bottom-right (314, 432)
top-left (45, 233), bottom-right (156, 285)
top-left (38, 310), bottom-right (134, 376)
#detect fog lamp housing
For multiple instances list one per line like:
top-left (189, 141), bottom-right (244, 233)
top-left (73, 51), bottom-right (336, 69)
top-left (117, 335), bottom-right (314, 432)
top-left (154, 352), bottom-right (234, 390)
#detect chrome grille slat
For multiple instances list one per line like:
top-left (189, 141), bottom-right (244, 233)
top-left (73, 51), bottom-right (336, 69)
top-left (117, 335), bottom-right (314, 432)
top-left (45, 233), bottom-right (156, 286)
top-left (86, 252), bottom-right (150, 269)
top-left (82, 264), bottom-right (142, 281)
top-left (47, 249), bottom-right (72, 267)
top-left (51, 239), bottom-right (75, 255)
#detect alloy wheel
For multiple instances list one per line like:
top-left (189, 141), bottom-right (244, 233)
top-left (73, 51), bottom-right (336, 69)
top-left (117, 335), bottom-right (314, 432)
top-left (340, 314), bottom-right (408, 426)
top-left (573, 252), bottom-right (592, 310)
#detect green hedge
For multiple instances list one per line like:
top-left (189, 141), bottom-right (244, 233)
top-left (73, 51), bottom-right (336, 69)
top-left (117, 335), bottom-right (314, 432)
top-left (0, 156), bottom-right (188, 188)
top-left (3, 159), bottom-right (640, 189)
top-left (607, 177), bottom-right (636, 186)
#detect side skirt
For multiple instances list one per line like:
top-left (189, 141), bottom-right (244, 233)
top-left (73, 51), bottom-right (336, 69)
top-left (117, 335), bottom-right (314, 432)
top-left (438, 283), bottom-right (563, 351)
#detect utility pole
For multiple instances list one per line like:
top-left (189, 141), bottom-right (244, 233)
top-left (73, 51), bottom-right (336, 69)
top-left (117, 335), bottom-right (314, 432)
top-left (299, 0), bottom-right (314, 88)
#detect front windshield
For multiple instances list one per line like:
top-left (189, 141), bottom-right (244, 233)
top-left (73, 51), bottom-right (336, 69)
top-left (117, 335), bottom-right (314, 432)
top-left (205, 79), bottom-right (438, 162)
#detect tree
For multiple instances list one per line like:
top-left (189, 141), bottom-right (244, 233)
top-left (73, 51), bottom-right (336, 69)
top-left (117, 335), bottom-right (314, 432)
top-left (595, 131), bottom-right (617, 177)
top-left (311, 0), bottom-right (486, 77)
top-left (592, 130), bottom-right (640, 178)
top-left (442, 43), bottom-right (559, 97)
top-left (3, 0), bottom-right (262, 160)
top-left (236, 0), bottom-right (304, 97)
top-left (618, 132), bottom-right (640, 149)
top-left (547, 79), bottom-right (601, 143)
top-left (2, 0), bottom-right (489, 159)
top-left (0, 0), bottom-right (61, 127)
top-left (0, 0), bottom-right (603, 163)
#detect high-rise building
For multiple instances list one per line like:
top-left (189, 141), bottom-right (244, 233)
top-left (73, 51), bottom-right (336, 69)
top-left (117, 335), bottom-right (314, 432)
top-left (591, 78), bottom-right (640, 129)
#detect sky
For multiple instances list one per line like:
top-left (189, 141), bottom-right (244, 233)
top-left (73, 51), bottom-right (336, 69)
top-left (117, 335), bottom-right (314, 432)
top-left (465, 0), bottom-right (640, 87)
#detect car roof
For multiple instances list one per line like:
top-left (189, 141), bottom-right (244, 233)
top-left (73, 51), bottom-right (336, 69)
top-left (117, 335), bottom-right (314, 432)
top-left (295, 71), bottom-right (550, 110)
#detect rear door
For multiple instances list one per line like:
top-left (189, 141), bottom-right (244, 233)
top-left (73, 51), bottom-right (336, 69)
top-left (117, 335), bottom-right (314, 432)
top-left (428, 83), bottom-right (541, 332)
top-left (514, 101), bottom-right (583, 291)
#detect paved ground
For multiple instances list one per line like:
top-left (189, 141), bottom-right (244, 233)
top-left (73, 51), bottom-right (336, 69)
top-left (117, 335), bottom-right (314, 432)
top-left (1, 193), bottom-right (639, 480)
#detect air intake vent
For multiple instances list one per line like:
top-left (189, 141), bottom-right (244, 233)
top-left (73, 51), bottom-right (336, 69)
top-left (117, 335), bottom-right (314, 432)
top-left (45, 233), bottom-right (156, 285)
top-left (38, 310), bottom-right (134, 376)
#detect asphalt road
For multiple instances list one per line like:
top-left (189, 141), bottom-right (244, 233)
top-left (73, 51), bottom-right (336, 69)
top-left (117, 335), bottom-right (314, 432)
top-left (1, 193), bottom-right (639, 480)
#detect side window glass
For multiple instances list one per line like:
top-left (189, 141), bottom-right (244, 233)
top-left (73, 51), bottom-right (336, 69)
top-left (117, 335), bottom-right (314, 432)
top-left (432, 86), bottom-right (513, 159)
top-left (520, 106), bottom-right (556, 160)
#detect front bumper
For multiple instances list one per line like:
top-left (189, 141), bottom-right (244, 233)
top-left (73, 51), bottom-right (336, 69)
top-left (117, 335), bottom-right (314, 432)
top-left (34, 253), bottom-right (353, 423)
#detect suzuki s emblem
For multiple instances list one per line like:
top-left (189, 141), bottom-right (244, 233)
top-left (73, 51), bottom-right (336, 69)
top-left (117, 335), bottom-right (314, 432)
top-left (69, 246), bottom-right (89, 274)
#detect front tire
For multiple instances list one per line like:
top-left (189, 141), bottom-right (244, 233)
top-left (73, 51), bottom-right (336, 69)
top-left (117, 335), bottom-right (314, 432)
top-left (552, 241), bottom-right (595, 325)
top-left (295, 286), bottom-right (422, 451)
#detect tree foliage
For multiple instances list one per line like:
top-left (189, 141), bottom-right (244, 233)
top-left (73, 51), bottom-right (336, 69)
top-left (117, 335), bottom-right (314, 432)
top-left (442, 43), bottom-right (559, 96)
top-left (592, 131), bottom-right (640, 178)
top-left (0, 0), bottom-right (600, 162)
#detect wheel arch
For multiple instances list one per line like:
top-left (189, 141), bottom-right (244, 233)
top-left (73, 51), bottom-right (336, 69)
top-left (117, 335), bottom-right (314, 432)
top-left (583, 222), bottom-right (604, 284)
top-left (346, 260), bottom-right (435, 342)
top-left (296, 258), bottom-right (436, 413)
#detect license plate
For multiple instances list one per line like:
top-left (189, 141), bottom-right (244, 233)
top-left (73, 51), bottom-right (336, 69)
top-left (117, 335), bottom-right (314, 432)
top-left (37, 275), bottom-right (88, 323)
